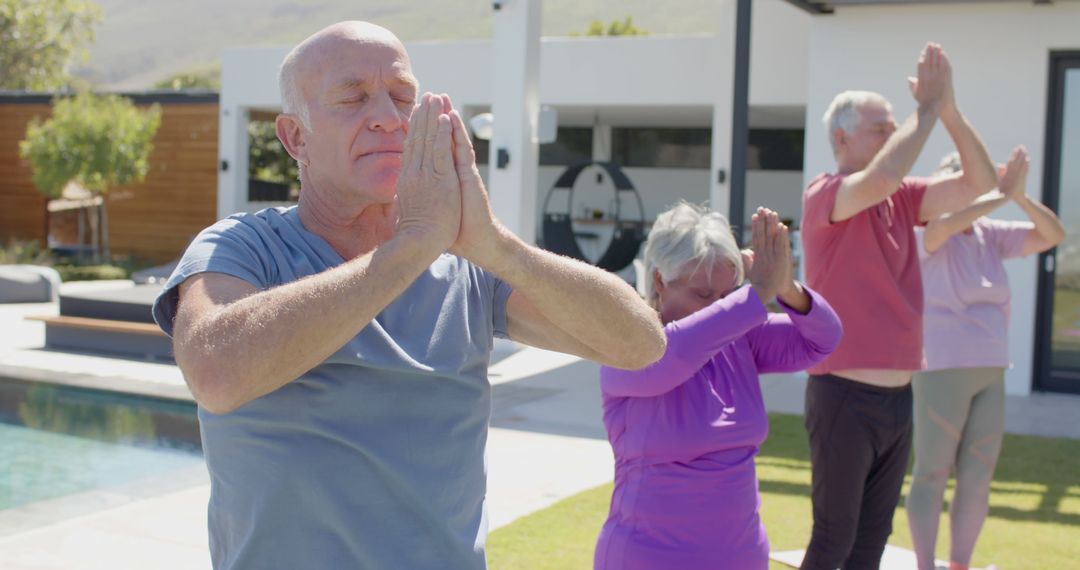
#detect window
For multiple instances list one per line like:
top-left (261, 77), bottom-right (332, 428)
top-left (474, 127), bottom-right (593, 166)
top-left (247, 120), bottom-right (298, 202)
top-left (611, 128), bottom-right (711, 168)
top-left (541, 127), bottom-right (593, 165)
top-left (747, 129), bottom-right (804, 171)
top-left (474, 137), bottom-right (489, 165)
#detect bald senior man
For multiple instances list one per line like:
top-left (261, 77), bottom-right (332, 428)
top-left (153, 22), bottom-right (665, 570)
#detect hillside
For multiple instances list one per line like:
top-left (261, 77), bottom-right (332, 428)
top-left (74, 0), bottom-right (722, 89)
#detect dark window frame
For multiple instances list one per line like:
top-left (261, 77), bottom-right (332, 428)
top-left (611, 127), bottom-right (713, 169)
top-left (474, 126), bottom-right (593, 167)
top-left (1034, 50), bottom-right (1080, 394)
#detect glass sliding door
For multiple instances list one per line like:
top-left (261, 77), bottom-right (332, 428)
top-left (1035, 52), bottom-right (1080, 394)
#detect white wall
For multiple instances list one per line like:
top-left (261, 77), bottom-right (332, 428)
top-left (410, 0), bottom-right (809, 109)
top-left (803, 2), bottom-right (1080, 395)
top-left (218, 0), bottom-right (809, 113)
top-left (218, 47), bottom-right (291, 217)
top-left (748, 0), bottom-right (810, 107)
top-left (745, 170), bottom-right (805, 227)
top-left (218, 0), bottom-right (810, 217)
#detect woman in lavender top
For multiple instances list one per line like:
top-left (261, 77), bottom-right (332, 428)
top-left (907, 147), bottom-right (1065, 570)
top-left (594, 203), bottom-right (842, 570)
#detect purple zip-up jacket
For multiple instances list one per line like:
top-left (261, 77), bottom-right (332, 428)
top-left (595, 284), bottom-right (842, 570)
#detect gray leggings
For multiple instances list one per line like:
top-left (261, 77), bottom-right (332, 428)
top-left (905, 367), bottom-right (1005, 570)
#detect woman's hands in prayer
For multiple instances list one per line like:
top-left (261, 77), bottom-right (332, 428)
top-left (998, 146), bottom-right (1030, 202)
top-left (747, 208), bottom-right (810, 313)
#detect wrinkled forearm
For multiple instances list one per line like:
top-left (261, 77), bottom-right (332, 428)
top-left (1017, 195), bottom-right (1066, 243)
top-left (926, 193), bottom-right (1009, 246)
top-left (942, 110), bottom-right (997, 196)
top-left (872, 105), bottom-right (940, 186)
top-left (174, 234), bottom-right (440, 414)
top-left (475, 226), bottom-right (665, 370)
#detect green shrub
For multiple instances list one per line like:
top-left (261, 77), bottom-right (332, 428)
top-left (0, 240), bottom-right (54, 265)
top-left (53, 264), bottom-right (128, 282)
top-left (2, 239), bottom-right (145, 281)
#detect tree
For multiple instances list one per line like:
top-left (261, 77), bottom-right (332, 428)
top-left (19, 92), bottom-right (162, 260)
top-left (248, 120), bottom-right (298, 193)
top-left (153, 66), bottom-right (221, 91)
top-left (576, 16), bottom-right (648, 37)
top-left (0, 0), bottom-right (103, 91)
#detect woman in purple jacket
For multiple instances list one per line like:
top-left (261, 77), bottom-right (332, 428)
top-left (594, 203), bottom-right (842, 570)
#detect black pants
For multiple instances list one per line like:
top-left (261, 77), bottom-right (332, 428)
top-left (801, 374), bottom-right (913, 570)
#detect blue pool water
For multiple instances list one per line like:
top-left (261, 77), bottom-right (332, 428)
top-left (0, 378), bottom-right (203, 510)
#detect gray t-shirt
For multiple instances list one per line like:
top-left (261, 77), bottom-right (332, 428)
top-left (153, 206), bottom-right (511, 570)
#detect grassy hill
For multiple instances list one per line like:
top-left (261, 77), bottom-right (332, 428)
top-left (74, 0), bottom-right (721, 90)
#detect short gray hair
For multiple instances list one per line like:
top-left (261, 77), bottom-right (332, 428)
top-left (822, 90), bottom-right (891, 153)
top-left (279, 46), bottom-right (311, 131)
top-left (643, 201), bottom-right (745, 308)
top-left (934, 151), bottom-right (962, 177)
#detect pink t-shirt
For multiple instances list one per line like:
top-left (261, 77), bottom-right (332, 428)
top-left (800, 172), bottom-right (928, 374)
top-left (915, 217), bottom-right (1032, 371)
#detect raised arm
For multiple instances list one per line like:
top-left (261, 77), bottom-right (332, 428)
top-left (922, 147), bottom-right (1029, 253)
top-left (172, 95), bottom-right (461, 414)
top-left (831, 43), bottom-right (949, 222)
top-left (174, 239), bottom-right (442, 415)
top-left (745, 288), bottom-right (842, 375)
top-left (599, 208), bottom-right (803, 397)
top-left (743, 210), bottom-right (842, 372)
top-left (481, 230), bottom-right (665, 370)
top-left (923, 193), bottom-right (1009, 253)
top-left (919, 52), bottom-right (998, 222)
top-left (1013, 165), bottom-right (1066, 256)
top-left (444, 107), bottom-right (665, 370)
top-left (599, 286), bottom-right (768, 398)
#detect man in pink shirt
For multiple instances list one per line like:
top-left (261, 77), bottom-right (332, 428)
top-left (799, 43), bottom-right (999, 570)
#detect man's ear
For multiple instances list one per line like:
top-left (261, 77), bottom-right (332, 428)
top-left (276, 114), bottom-right (309, 167)
top-left (832, 128), bottom-right (846, 154)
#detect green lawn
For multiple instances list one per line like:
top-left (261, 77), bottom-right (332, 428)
top-left (487, 414), bottom-right (1080, 569)
top-left (1052, 287), bottom-right (1080, 360)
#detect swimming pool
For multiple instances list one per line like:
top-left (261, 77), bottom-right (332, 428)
top-left (0, 378), bottom-right (203, 511)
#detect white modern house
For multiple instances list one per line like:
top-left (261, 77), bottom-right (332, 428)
top-left (215, 0), bottom-right (1080, 397)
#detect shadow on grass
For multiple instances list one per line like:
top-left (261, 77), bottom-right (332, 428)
top-left (759, 414), bottom-right (1080, 527)
top-left (488, 357), bottom-right (1080, 529)
top-left (488, 412), bottom-right (1080, 570)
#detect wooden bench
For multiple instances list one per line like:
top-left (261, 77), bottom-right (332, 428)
top-left (26, 315), bottom-right (165, 335)
top-left (26, 314), bottom-right (172, 360)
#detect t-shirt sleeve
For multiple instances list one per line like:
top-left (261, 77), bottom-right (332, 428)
top-left (801, 174), bottom-right (845, 235)
top-left (152, 218), bottom-right (273, 337)
top-left (981, 218), bottom-right (1034, 260)
top-left (472, 264), bottom-right (513, 340)
top-left (491, 277), bottom-right (512, 339)
top-left (899, 177), bottom-right (930, 226)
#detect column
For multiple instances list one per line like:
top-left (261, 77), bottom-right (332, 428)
top-left (489, 0), bottom-right (542, 244)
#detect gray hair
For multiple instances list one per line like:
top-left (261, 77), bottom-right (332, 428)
top-left (279, 45), bottom-right (311, 131)
top-left (822, 90), bottom-right (892, 153)
top-left (934, 151), bottom-right (962, 176)
top-left (643, 201), bottom-right (745, 308)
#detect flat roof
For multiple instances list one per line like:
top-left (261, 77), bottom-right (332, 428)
top-left (785, 0), bottom-right (1051, 15)
top-left (0, 91), bottom-right (218, 105)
